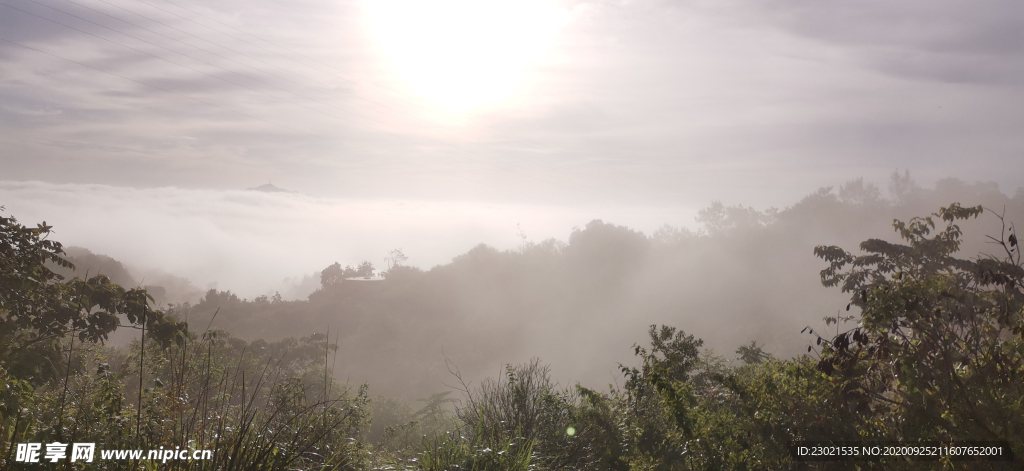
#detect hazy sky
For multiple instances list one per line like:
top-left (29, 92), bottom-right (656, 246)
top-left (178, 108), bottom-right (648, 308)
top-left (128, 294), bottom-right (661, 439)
top-left (2, 0), bottom-right (1023, 294)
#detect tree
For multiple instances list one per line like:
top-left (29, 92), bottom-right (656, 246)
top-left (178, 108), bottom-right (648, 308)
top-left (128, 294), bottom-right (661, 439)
top-left (837, 177), bottom-right (882, 206)
top-left (564, 220), bottom-right (650, 292)
top-left (0, 211), bottom-right (186, 382)
top-left (888, 169), bottom-right (918, 204)
top-left (617, 325), bottom-right (703, 469)
top-left (695, 201), bottom-right (777, 235)
top-left (813, 203), bottom-right (1024, 452)
top-left (735, 341), bottom-right (771, 365)
top-left (320, 261), bottom-right (376, 287)
top-left (385, 248), bottom-right (408, 271)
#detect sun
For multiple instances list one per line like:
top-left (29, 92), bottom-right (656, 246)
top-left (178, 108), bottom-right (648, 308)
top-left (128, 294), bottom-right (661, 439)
top-left (362, 0), bottom-right (563, 114)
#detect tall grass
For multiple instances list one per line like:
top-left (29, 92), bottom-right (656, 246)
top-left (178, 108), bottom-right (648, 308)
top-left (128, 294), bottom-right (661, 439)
top-left (1, 321), bottom-right (369, 470)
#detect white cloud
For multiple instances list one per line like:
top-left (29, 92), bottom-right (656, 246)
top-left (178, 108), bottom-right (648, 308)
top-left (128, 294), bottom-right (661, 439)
top-left (1, 0), bottom-right (1021, 210)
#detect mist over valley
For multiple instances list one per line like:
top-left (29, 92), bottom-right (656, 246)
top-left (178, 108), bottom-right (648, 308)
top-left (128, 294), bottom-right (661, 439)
top-left (8, 175), bottom-right (1019, 401)
top-left (3, 0), bottom-right (1023, 466)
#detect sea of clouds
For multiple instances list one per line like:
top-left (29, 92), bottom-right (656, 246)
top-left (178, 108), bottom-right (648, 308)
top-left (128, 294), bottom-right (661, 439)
top-left (1, 180), bottom-right (696, 300)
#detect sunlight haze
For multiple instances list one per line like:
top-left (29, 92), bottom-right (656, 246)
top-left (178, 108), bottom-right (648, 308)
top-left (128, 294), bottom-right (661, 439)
top-left (2, 0), bottom-right (1023, 430)
top-left (362, 0), bottom-right (565, 114)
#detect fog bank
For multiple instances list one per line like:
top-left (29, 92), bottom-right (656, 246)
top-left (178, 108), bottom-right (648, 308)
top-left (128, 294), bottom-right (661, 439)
top-left (0, 180), bottom-right (696, 298)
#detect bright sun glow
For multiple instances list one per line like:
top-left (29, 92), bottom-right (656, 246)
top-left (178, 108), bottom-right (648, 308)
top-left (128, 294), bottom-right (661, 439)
top-left (363, 0), bottom-right (564, 114)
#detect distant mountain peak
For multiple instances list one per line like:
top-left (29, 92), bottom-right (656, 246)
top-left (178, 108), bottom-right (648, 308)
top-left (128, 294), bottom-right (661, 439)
top-left (248, 183), bottom-right (292, 193)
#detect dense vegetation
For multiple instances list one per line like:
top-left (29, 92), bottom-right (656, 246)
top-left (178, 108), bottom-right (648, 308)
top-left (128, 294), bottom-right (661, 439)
top-left (160, 174), bottom-right (1024, 399)
top-left (2, 174), bottom-right (1023, 469)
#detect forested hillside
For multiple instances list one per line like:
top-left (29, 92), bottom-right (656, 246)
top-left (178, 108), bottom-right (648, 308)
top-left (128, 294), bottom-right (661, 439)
top-left (2, 174), bottom-right (1022, 469)
top-left (170, 175), bottom-right (1023, 398)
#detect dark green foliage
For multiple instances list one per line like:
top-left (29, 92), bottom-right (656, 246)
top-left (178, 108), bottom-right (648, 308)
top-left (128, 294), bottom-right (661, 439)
top-left (416, 429), bottom-right (534, 471)
top-left (1, 329), bottom-right (370, 470)
top-left (455, 359), bottom-right (597, 469)
top-left (0, 212), bottom-right (365, 470)
top-left (3, 188), bottom-right (1024, 470)
top-left (0, 212), bottom-right (187, 384)
top-left (170, 178), bottom-right (1024, 403)
top-left (813, 203), bottom-right (1024, 456)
